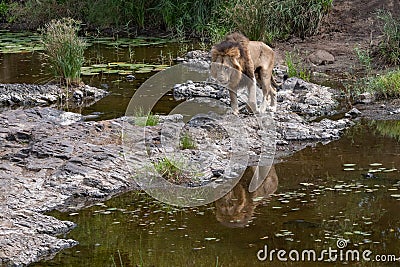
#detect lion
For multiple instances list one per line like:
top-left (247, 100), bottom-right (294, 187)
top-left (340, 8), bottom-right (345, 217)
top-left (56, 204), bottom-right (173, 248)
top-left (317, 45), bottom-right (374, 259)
top-left (210, 32), bottom-right (278, 114)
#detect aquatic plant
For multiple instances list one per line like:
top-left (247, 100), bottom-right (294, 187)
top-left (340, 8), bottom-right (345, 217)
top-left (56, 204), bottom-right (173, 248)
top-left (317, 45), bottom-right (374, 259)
top-left (41, 18), bottom-right (86, 86)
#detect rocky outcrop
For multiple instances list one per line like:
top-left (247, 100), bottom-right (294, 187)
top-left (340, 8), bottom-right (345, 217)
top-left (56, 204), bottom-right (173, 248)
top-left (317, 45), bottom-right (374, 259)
top-left (0, 83), bottom-right (108, 108)
top-left (0, 107), bottom-right (136, 266)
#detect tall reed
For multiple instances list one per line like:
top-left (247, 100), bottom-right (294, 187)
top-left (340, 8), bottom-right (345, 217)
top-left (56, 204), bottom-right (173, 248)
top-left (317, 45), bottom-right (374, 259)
top-left (41, 18), bottom-right (86, 86)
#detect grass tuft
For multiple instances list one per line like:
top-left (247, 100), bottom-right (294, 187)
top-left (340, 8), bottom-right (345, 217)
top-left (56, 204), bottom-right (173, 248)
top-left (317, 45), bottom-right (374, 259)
top-left (180, 132), bottom-right (196, 149)
top-left (153, 157), bottom-right (189, 184)
top-left (41, 18), bottom-right (86, 86)
top-left (285, 51), bottom-right (311, 81)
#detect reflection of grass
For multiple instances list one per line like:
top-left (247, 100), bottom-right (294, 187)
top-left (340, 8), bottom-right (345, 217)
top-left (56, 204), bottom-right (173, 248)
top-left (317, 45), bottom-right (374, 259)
top-left (372, 120), bottom-right (400, 140)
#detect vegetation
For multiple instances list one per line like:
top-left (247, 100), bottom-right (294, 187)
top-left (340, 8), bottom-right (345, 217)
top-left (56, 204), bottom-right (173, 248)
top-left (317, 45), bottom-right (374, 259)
top-left (133, 108), bottom-right (159, 126)
top-left (372, 120), bottom-right (400, 141)
top-left (180, 132), bottom-right (196, 149)
top-left (349, 69), bottom-right (400, 99)
top-left (153, 157), bottom-right (188, 184)
top-left (376, 10), bottom-right (400, 66)
top-left (8, 0), bottom-right (332, 43)
top-left (41, 18), bottom-right (86, 86)
top-left (224, 0), bottom-right (333, 43)
top-left (285, 51), bottom-right (311, 81)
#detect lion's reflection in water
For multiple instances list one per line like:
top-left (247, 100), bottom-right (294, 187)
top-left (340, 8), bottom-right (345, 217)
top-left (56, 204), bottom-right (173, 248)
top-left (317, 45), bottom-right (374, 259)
top-left (215, 166), bottom-right (278, 228)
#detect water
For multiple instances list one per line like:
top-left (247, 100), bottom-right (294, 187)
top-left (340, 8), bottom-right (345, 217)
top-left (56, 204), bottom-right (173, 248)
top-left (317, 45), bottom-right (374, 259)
top-left (31, 121), bottom-right (400, 267)
top-left (1, 33), bottom-right (400, 266)
top-left (0, 36), bottom-right (191, 120)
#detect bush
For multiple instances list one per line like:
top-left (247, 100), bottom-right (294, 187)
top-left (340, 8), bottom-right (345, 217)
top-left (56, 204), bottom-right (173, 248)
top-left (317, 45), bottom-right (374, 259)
top-left (41, 18), bottom-right (86, 86)
top-left (368, 70), bottom-right (400, 98)
top-left (223, 0), bottom-right (333, 43)
top-left (376, 10), bottom-right (400, 66)
top-left (351, 69), bottom-right (400, 99)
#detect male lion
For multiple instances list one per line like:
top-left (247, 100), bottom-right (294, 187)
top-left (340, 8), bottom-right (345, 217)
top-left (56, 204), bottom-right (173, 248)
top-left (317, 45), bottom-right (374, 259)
top-left (210, 32), bottom-right (278, 114)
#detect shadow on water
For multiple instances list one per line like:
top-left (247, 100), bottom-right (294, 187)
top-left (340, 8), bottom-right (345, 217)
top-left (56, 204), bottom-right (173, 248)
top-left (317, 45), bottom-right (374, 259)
top-left (32, 121), bottom-right (400, 267)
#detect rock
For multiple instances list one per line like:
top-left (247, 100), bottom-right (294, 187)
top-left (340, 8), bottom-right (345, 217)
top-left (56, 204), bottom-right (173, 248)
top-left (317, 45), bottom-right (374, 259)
top-left (0, 83), bottom-right (108, 108)
top-left (345, 107), bottom-right (362, 118)
top-left (308, 49), bottom-right (335, 65)
top-left (73, 89), bottom-right (84, 101)
top-left (0, 107), bottom-right (137, 266)
top-left (356, 92), bottom-right (375, 104)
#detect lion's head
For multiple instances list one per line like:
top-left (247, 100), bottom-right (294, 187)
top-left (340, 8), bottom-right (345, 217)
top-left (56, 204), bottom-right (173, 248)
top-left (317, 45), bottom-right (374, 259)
top-left (210, 33), bottom-right (255, 88)
top-left (210, 41), bottom-right (244, 87)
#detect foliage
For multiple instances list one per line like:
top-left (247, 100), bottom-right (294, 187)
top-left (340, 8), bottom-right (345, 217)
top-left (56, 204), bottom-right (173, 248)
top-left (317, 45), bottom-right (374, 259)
top-left (153, 157), bottom-right (188, 184)
top-left (223, 0), bottom-right (333, 43)
top-left (350, 69), bottom-right (400, 99)
top-left (180, 132), bottom-right (196, 149)
top-left (0, 0), bottom-right (17, 22)
top-left (9, 0), bottom-right (332, 42)
top-left (133, 108), bottom-right (159, 126)
top-left (41, 18), bottom-right (86, 86)
top-left (376, 10), bottom-right (400, 66)
top-left (285, 51), bottom-right (311, 81)
top-left (372, 120), bottom-right (400, 141)
top-left (367, 69), bottom-right (400, 98)
top-left (354, 47), bottom-right (372, 72)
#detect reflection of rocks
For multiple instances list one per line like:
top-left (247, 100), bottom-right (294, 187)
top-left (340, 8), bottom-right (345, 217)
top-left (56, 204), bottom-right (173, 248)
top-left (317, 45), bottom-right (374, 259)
top-left (215, 166), bottom-right (278, 228)
top-left (0, 83), bottom-right (108, 108)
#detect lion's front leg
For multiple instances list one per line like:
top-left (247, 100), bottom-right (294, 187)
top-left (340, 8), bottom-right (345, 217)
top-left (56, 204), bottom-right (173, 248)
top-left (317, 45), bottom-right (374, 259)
top-left (229, 90), bottom-right (239, 115)
top-left (247, 78), bottom-right (259, 113)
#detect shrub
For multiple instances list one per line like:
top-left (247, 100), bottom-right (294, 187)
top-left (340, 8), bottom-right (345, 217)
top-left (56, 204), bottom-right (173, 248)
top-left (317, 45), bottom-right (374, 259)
top-left (351, 69), bottom-right (400, 98)
top-left (41, 18), bottom-right (86, 86)
top-left (376, 10), bottom-right (400, 66)
top-left (223, 0), bottom-right (333, 43)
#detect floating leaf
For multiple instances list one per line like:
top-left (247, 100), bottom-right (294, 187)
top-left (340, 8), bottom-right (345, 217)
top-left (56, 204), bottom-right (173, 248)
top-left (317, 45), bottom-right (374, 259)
top-left (343, 163), bottom-right (356, 167)
top-left (369, 163), bottom-right (383, 167)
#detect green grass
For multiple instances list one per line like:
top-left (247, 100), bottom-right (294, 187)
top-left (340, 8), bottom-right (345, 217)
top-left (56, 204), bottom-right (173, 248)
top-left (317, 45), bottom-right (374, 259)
top-left (223, 0), bottom-right (332, 43)
top-left (285, 51), bottom-right (311, 81)
top-left (368, 70), bottom-right (400, 98)
top-left (350, 69), bottom-right (400, 99)
top-left (354, 47), bottom-right (372, 72)
top-left (180, 132), bottom-right (196, 149)
top-left (153, 157), bottom-right (188, 184)
top-left (41, 18), bottom-right (86, 86)
top-left (376, 10), bottom-right (400, 66)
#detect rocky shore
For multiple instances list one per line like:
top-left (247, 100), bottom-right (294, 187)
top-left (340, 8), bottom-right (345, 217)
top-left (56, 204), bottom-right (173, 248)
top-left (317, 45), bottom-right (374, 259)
top-left (0, 83), bottom-right (108, 109)
top-left (0, 52), bottom-right (364, 266)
